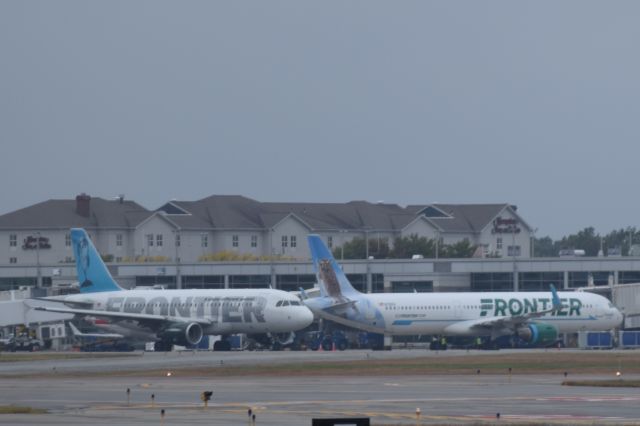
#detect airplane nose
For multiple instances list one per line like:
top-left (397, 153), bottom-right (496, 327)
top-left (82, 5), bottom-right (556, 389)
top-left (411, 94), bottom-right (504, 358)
top-left (298, 307), bottom-right (314, 328)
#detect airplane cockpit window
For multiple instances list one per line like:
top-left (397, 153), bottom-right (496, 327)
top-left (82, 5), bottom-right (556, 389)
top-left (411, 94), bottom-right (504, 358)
top-left (276, 300), bottom-right (283, 307)
top-left (290, 300), bottom-right (301, 306)
top-left (282, 300), bottom-right (290, 306)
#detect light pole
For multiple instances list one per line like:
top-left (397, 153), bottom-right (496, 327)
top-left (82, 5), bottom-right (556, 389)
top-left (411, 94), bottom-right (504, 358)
top-left (365, 229), bottom-right (370, 260)
top-left (339, 230), bottom-right (347, 261)
top-left (146, 234), bottom-right (151, 262)
top-left (269, 228), bottom-right (276, 288)
top-left (530, 228), bottom-right (538, 258)
top-left (34, 232), bottom-right (41, 289)
top-left (174, 229), bottom-right (181, 289)
top-left (364, 228), bottom-right (372, 293)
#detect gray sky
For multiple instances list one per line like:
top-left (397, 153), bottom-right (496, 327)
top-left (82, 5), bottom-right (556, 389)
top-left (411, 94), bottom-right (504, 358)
top-left (1, 1), bottom-right (639, 238)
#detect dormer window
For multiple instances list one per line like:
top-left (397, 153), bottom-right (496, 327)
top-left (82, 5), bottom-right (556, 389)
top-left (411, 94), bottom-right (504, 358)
top-left (419, 206), bottom-right (452, 218)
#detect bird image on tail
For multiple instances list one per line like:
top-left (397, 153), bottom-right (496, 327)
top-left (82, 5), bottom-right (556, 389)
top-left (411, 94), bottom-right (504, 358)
top-left (71, 228), bottom-right (123, 293)
top-left (318, 259), bottom-right (347, 302)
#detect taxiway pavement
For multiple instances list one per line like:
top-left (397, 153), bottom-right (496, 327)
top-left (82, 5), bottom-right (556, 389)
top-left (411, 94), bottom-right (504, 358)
top-left (0, 350), bottom-right (638, 425)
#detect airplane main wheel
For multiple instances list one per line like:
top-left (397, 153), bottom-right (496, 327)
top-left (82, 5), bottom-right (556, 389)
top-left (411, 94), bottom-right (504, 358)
top-left (321, 339), bottom-right (333, 351)
top-left (154, 341), bottom-right (171, 352)
top-left (214, 340), bottom-right (231, 351)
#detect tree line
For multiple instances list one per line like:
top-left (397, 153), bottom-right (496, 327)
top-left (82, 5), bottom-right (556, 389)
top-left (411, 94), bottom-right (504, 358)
top-left (534, 226), bottom-right (640, 257)
top-left (334, 227), bottom-right (640, 259)
top-left (332, 234), bottom-right (476, 260)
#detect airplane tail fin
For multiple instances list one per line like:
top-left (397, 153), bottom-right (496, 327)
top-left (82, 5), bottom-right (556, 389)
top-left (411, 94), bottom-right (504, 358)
top-left (307, 235), bottom-right (360, 299)
top-left (550, 284), bottom-right (561, 310)
top-left (71, 228), bottom-right (123, 293)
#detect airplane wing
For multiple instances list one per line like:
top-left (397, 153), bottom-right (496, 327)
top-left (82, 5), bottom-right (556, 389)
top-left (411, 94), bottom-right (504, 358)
top-left (69, 322), bottom-right (125, 339)
top-left (324, 299), bottom-right (359, 313)
top-left (28, 297), bottom-right (93, 309)
top-left (34, 306), bottom-right (212, 325)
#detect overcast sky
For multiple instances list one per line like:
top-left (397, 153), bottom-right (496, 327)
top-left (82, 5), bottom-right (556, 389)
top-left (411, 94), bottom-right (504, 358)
top-left (1, 1), bottom-right (639, 238)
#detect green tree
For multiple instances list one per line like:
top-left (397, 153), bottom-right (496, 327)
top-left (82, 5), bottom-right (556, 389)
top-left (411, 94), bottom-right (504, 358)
top-left (440, 239), bottom-right (476, 258)
top-left (390, 234), bottom-right (436, 258)
top-left (332, 237), bottom-right (390, 260)
top-left (532, 236), bottom-right (556, 257)
top-left (603, 227), bottom-right (638, 256)
top-left (556, 227), bottom-right (600, 256)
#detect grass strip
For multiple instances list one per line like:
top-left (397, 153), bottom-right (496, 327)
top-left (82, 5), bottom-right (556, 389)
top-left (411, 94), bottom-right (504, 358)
top-left (0, 405), bottom-right (47, 414)
top-left (562, 379), bottom-right (640, 388)
top-left (0, 352), bottom-right (137, 363)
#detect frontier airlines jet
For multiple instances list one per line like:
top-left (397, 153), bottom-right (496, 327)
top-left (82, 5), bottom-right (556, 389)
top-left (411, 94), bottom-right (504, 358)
top-left (303, 235), bottom-right (623, 347)
top-left (35, 228), bottom-right (313, 351)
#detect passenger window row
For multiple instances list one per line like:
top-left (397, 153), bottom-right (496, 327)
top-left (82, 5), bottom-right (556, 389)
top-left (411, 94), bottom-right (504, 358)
top-left (275, 300), bottom-right (301, 307)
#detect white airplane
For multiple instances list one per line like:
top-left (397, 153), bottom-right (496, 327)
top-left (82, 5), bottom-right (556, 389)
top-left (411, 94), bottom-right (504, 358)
top-left (35, 228), bottom-right (314, 351)
top-left (303, 235), bottom-right (623, 347)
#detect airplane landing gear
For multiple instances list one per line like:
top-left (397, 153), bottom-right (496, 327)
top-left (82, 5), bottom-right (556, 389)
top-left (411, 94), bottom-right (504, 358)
top-left (213, 339), bottom-right (231, 351)
top-left (154, 340), bottom-right (172, 352)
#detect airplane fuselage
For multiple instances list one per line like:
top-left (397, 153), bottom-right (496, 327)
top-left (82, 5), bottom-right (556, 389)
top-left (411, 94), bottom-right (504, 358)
top-left (307, 291), bottom-right (622, 336)
top-left (63, 288), bottom-right (313, 335)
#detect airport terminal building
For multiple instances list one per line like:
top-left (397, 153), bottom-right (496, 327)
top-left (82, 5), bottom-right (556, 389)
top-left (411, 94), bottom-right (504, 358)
top-left (1, 193), bottom-right (640, 327)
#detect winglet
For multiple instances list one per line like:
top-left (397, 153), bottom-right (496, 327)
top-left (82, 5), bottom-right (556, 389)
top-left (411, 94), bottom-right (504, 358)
top-left (68, 322), bottom-right (82, 336)
top-left (298, 287), bottom-right (309, 300)
top-left (550, 284), bottom-right (561, 310)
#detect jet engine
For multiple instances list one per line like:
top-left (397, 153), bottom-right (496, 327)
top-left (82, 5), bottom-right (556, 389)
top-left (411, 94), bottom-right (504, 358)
top-left (158, 322), bottom-right (204, 346)
top-left (516, 323), bottom-right (559, 346)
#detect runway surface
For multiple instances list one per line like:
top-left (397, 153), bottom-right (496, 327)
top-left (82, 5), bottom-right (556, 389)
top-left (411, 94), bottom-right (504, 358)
top-left (0, 349), bottom-right (638, 425)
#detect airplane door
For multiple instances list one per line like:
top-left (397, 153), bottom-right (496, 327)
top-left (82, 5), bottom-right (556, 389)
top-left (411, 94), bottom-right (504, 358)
top-left (453, 300), bottom-right (463, 319)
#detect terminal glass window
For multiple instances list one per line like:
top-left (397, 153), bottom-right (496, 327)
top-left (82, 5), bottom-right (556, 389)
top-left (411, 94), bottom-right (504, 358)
top-left (9, 234), bottom-right (16, 247)
top-left (392, 281), bottom-right (433, 293)
top-left (568, 272), bottom-right (588, 288)
top-left (229, 275), bottom-right (271, 289)
top-left (590, 271), bottom-right (611, 286)
top-left (471, 273), bottom-right (514, 291)
top-left (277, 274), bottom-right (316, 292)
top-left (346, 274), bottom-right (367, 292)
top-left (183, 275), bottom-right (224, 289)
top-left (519, 272), bottom-right (563, 291)
top-left (619, 271), bottom-right (640, 284)
top-left (135, 275), bottom-right (176, 289)
top-left (371, 273), bottom-right (384, 293)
